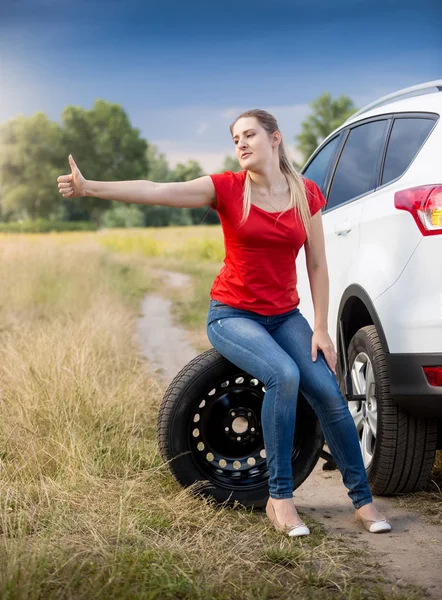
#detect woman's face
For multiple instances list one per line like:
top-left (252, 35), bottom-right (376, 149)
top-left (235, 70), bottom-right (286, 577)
top-left (232, 117), bottom-right (277, 170)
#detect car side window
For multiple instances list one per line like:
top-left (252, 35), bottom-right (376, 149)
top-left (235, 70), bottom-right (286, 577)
top-left (381, 117), bottom-right (435, 186)
top-left (327, 119), bottom-right (389, 210)
top-left (301, 136), bottom-right (340, 193)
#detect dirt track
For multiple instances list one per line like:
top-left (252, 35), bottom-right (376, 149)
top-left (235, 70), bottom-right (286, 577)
top-left (135, 270), bottom-right (195, 383)
top-left (136, 270), bottom-right (442, 599)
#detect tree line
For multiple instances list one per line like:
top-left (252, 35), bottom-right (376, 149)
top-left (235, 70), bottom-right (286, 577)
top-left (0, 93), bottom-right (355, 228)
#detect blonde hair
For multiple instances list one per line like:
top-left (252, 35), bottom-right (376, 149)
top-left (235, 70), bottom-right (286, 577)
top-left (230, 109), bottom-right (312, 238)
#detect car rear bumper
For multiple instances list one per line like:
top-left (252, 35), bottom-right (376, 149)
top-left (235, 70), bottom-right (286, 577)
top-left (386, 353), bottom-right (442, 418)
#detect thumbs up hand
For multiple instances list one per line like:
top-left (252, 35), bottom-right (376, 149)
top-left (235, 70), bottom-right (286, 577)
top-left (57, 155), bottom-right (87, 198)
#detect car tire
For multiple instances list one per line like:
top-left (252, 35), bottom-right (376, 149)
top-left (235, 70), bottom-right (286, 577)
top-left (157, 348), bottom-right (324, 508)
top-left (347, 325), bottom-right (438, 495)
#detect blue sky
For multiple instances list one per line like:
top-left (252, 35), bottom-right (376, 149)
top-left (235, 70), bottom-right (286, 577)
top-left (1, 0), bottom-right (441, 171)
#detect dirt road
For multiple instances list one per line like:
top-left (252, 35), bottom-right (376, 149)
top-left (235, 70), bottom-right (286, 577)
top-left (135, 270), bottom-right (195, 383)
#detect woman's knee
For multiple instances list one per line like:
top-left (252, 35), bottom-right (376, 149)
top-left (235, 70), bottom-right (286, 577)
top-left (266, 361), bottom-right (300, 397)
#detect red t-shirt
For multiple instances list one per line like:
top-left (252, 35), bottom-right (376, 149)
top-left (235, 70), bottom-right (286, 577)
top-left (209, 170), bottom-right (326, 316)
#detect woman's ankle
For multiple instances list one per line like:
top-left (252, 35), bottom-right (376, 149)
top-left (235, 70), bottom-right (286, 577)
top-left (270, 497), bottom-right (302, 520)
top-left (355, 501), bottom-right (372, 511)
top-left (271, 497), bottom-right (296, 510)
top-left (355, 499), bottom-right (375, 512)
top-left (270, 496), bottom-right (295, 504)
top-left (356, 502), bottom-right (387, 519)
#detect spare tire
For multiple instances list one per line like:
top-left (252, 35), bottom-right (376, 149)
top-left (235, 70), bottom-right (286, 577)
top-left (157, 348), bottom-right (324, 508)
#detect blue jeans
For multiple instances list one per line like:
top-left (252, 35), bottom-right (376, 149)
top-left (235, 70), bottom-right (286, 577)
top-left (206, 299), bottom-right (373, 509)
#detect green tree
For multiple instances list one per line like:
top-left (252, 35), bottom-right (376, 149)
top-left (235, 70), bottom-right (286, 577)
top-left (170, 159), bottom-right (218, 225)
top-left (170, 159), bottom-right (204, 182)
top-left (146, 144), bottom-right (170, 182)
top-left (141, 158), bottom-right (214, 226)
top-left (101, 204), bottom-right (144, 228)
top-left (295, 92), bottom-right (356, 164)
top-left (0, 113), bottom-right (65, 220)
top-left (218, 155), bottom-right (241, 173)
top-left (60, 100), bottom-right (148, 222)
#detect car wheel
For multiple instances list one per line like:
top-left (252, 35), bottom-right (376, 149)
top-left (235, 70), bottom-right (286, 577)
top-left (157, 348), bottom-right (324, 508)
top-left (347, 325), bottom-right (438, 494)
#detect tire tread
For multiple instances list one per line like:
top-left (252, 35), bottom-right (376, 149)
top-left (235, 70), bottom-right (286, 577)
top-left (348, 325), bottom-right (437, 495)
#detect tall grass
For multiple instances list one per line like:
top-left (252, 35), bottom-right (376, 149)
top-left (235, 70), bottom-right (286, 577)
top-left (97, 225), bottom-right (225, 262)
top-left (0, 232), bottom-right (427, 599)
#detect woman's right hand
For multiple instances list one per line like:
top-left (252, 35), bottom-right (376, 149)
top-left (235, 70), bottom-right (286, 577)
top-left (57, 155), bottom-right (87, 198)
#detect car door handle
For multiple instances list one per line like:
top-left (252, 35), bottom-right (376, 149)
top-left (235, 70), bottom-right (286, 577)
top-left (334, 221), bottom-right (352, 236)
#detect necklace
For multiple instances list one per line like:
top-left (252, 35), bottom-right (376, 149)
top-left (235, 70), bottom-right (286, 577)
top-left (252, 181), bottom-right (287, 212)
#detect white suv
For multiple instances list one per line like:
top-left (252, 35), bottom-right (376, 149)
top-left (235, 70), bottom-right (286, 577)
top-left (297, 80), bottom-right (442, 495)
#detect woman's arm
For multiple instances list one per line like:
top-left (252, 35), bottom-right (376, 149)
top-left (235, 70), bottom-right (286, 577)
top-left (304, 212), bottom-right (337, 373)
top-left (57, 155), bottom-right (216, 209)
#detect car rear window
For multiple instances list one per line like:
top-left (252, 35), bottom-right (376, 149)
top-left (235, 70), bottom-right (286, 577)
top-left (381, 117), bottom-right (435, 185)
top-left (327, 119), bottom-right (389, 209)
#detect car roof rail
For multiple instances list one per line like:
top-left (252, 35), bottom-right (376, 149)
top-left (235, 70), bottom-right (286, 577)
top-left (345, 79), bottom-right (442, 123)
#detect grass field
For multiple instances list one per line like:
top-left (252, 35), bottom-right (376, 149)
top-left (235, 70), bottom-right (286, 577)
top-left (0, 228), bottom-right (438, 599)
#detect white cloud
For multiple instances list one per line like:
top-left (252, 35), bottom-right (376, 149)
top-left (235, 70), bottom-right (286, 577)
top-left (220, 108), bottom-right (238, 119)
top-left (196, 122), bottom-right (209, 135)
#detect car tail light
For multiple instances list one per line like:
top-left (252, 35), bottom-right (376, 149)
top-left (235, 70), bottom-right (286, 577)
top-left (395, 185), bottom-right (442, 236)
top-left (423, 366), bottom-right (442, 387)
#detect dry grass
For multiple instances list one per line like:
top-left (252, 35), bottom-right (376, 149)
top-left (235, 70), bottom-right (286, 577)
top-left (396, 452), bottom-right (442, 525)
top-left (0, 231), bottom-right (430, 599)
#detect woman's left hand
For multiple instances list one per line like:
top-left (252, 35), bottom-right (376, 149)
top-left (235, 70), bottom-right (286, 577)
top-left (312, 329), bottom-right (337, 375)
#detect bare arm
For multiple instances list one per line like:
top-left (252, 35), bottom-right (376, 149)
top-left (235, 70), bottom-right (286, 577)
top-left (304, 211), bottom-right (337, 373)
top-left (57, 155), bottom-right (217, 209)
top-left (304, 211), bottom-right (329, 332)
top-left (85, 177), bottom-right (216, 208)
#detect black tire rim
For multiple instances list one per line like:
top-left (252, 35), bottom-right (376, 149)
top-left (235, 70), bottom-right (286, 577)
top-left (188, 371), bottom-right (308, 491)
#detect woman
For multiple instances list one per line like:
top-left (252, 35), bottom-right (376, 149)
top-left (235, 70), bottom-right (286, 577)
top-left (57, 109), bottom-right (392, 537)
